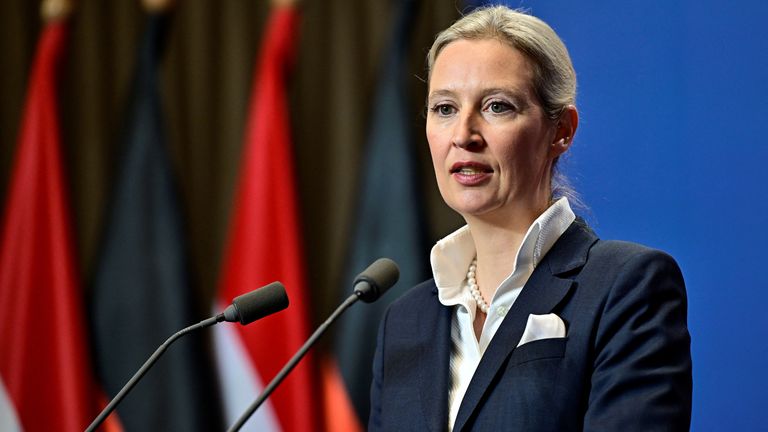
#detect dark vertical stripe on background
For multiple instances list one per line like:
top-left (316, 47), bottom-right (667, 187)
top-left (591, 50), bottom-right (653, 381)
top-left (89, 13), bottom-right (221, 431)
top-left (334, 0), bottom-right (430, 423)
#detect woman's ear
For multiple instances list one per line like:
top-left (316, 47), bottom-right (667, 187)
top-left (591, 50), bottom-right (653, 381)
top-left (550, 105), bottom-right (579, 158)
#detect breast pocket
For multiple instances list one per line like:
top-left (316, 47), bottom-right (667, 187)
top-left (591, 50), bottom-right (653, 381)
top-left (511, 337), bottom-right (567, 365)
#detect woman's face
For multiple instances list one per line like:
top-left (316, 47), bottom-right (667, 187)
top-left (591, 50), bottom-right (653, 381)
top-left (426, 38), bottom-right (568, 222)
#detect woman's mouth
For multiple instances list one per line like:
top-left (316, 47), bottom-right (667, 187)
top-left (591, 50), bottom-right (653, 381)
top-left (450, 162), bottom-right (493, 185)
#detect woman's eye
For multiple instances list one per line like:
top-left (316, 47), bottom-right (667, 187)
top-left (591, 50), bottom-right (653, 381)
top-left (487, 101), bottom-right (512, 114)
top-left (431, 104), bottom-right (456, 116)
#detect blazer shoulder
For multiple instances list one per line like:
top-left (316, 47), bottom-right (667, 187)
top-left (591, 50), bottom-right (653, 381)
top-left (569, 218), bottom-right (679, 268)
top-left (589, 239), bottom-right (680, 270)
top-left (386, 278), bottom-right (438, 317)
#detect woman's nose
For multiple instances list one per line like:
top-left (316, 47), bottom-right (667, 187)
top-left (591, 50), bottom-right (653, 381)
top-left (451, 112), bottom-right (483, 150)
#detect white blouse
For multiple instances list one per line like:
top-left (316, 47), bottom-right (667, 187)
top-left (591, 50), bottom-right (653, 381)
top-left (430, 198), bottom-right (575, 430)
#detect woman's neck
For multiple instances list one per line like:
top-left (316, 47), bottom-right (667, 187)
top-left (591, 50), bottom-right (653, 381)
top-left (465, 203), bottom-right (546, 301)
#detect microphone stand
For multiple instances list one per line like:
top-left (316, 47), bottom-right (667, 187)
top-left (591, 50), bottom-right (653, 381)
top-left (226, 293), bottom-right (359, 432)
top-left (86, 314), bottom-right (225, 432)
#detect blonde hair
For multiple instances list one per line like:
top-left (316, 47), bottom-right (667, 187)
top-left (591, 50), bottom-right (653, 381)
top-left (427, 5), bottom-right (576, 121)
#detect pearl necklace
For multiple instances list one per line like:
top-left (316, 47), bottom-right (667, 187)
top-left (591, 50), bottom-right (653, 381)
top-left (467, 259), bottom-right (490, 314)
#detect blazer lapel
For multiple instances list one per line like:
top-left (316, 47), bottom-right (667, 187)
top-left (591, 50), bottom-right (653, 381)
top-left (453, 221), bottom-right (597, 431)
top-left (417, 282), bottom-right (453, 432)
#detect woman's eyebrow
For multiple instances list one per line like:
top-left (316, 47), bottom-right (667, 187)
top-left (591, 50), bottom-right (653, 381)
top-left (429, 86), bottom-right (527, 99)
top-left (426, 89), bottom-right (456, 102)
top-left (482, 87), bottom-right (526, 99)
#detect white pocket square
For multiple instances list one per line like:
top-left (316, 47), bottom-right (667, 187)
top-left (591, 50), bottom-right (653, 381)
top-left (516, 313), bottom-right (566, 347)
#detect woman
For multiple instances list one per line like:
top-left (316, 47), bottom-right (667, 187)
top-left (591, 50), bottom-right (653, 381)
top-left (369, 6), bottom-right (692, 431)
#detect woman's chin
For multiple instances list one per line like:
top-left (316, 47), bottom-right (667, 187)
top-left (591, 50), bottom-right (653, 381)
top-left (446, 199), bottom-right (501, 219)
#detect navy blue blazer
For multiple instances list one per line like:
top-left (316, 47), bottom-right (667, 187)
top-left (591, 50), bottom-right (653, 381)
top-left (369, 221), bottom-right (692, 431)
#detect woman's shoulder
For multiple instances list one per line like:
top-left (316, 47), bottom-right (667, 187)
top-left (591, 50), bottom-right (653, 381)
top-left (581, 238), bottom-right (684, 293)
top-left (589, 238), bottom-right (679, 268)
top-left (562, 219), bottom-right (681, 273)
top-left (384, 278), bottom-right (440, 316)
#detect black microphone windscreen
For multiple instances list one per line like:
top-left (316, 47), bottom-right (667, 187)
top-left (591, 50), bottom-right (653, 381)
top-left (353, 258), bottom-right (400, 303)
top-left (226, 282), bottom-right (289, 325)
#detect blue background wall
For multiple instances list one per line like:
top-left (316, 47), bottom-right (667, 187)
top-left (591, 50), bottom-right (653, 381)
top-left (497, 1), bottom-right (768, 429)
top-left (2, 1), bottom-right (765, 429)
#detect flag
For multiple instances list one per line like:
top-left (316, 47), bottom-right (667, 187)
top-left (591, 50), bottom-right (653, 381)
top-left (213, 6), bottom-right (319, 431)
top-left (89, 12), bottom-right (221, 431)
top-left (0, 20), bottom-right (103, 432)
top-left (323, 0), bottom-right (429, 427)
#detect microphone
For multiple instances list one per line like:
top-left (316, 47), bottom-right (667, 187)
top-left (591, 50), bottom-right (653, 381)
top-left (353, 257), bottom-right (400, 303)
top-left (226, 258), bottom-right (400, 432)
top-left (224, 281), bottom-right (289, 325)
top-left (86, 282), bottom-right (289, 432)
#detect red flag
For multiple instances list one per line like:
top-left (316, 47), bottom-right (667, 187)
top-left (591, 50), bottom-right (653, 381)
top-left (213, 6), bottom-right (319, 431)
top-left (0, 21), bottom-right (104, 432)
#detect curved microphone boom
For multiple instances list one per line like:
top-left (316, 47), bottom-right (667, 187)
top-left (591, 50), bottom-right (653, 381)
top-left (226, 258), bottom-right (400, 432)
top-left (86, 282), bottom-right (289, 432)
